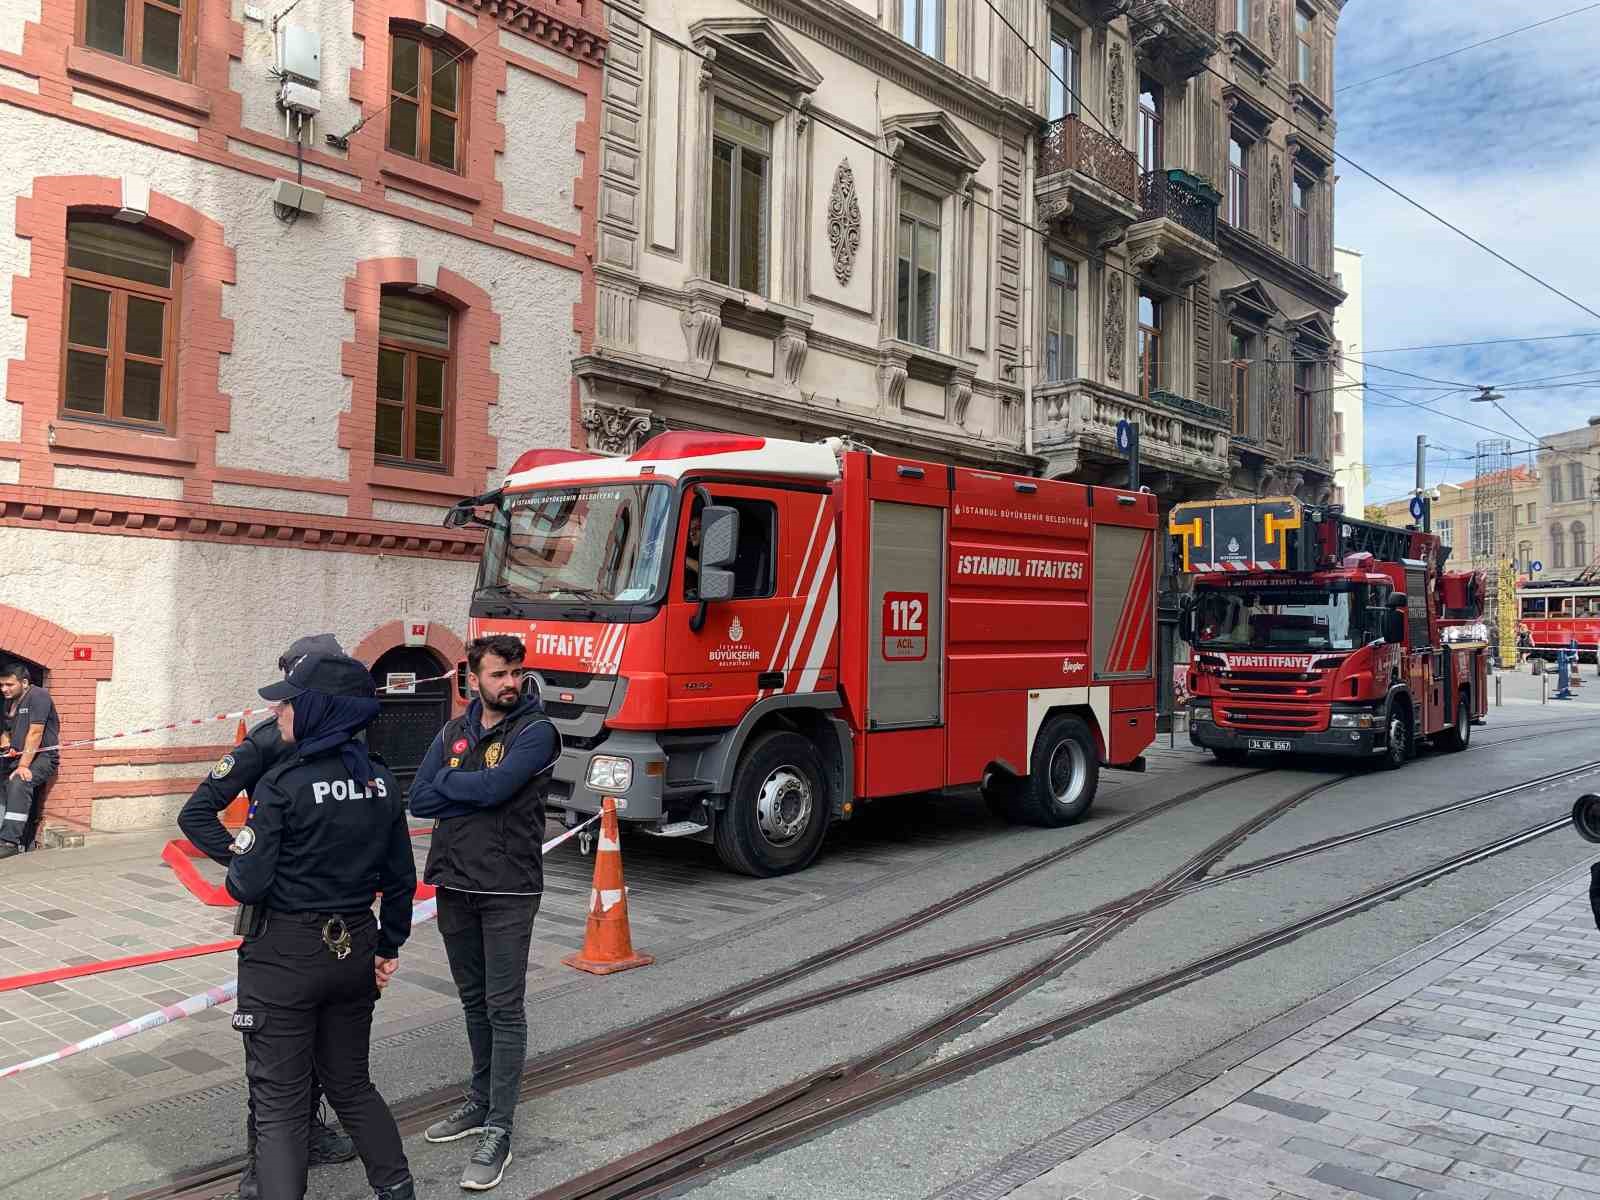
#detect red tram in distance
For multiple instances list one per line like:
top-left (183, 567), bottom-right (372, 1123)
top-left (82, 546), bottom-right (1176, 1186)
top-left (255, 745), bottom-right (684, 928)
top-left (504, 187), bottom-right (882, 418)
top-left (1517, 577), bottom-right (1600, 660)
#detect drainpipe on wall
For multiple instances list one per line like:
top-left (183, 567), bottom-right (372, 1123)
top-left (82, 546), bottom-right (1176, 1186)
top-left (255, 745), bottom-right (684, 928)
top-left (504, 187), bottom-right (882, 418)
top-left (1023, 135), bottom-right (1036, 459)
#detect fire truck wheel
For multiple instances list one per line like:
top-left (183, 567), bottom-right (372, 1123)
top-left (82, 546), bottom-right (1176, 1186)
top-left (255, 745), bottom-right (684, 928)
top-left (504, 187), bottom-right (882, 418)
top-left (1437, 689), bottom-right (1471, 752)
top-left (1016, 715), bottom-right (1100, 827)
top-left (716, 731), bottom-right (829, 876)
top-left (1211, 748), bottom-right (1250, 766)
top-left (1379, 704), bottom-right (1412, 771)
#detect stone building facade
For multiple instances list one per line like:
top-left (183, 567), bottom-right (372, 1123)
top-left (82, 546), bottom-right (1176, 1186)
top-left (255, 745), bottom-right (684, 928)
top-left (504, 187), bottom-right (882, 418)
top-left (0, 0), bottom-right (604, 830)
top-left (577, 0), bottom-right (1346, 486)
top-left (1536, 420), bottom-right (1600, 577)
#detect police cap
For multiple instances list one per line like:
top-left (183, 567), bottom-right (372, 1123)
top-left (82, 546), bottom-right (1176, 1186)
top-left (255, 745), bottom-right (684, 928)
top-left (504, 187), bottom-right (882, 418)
top-left (278, 633), bottom-right (344, 672)
top-left (259, 651), bottom-right (376, 701)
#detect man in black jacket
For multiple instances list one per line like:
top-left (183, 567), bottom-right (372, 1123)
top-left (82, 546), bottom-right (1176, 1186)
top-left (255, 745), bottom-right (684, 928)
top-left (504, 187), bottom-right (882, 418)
top-left (177, 635), bottom-right (357, 1196)
top-left (409, 634), bottom-right (559, 1191)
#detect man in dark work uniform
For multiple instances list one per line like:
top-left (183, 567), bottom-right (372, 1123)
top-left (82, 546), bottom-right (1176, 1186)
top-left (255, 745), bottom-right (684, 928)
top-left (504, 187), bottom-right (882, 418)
top-left (178, 635), bottom-right (356, 1197)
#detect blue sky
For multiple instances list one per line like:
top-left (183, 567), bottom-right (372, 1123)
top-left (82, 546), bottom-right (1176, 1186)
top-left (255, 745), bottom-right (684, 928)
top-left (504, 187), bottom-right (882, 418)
top-left (1333, 3), bottom-right (1600, 504)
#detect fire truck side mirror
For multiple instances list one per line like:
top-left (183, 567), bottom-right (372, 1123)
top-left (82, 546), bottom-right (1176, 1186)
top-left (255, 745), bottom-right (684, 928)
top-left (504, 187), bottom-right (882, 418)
top-left (1383, 607), bottom-right (1406, 645)
top-left (696, 505), bottom-right (741, 605)
top-left (1177, 600), bottom-right (1196, 644)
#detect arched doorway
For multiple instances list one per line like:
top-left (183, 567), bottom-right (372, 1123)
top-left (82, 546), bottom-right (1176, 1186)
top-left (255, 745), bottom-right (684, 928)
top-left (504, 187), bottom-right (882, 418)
top-left (368, 646), bottom-right (451, 792)
top-left (0, 652), bottom-right (48, 691)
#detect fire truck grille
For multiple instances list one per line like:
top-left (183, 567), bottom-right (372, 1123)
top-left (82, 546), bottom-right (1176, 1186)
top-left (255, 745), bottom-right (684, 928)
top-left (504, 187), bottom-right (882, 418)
top-left (1218, 706), bottom-right (1322, 731)
top-left (536, 670), bottom-right (596, 689)
top-left (542, 700), bottom-right (586, 721)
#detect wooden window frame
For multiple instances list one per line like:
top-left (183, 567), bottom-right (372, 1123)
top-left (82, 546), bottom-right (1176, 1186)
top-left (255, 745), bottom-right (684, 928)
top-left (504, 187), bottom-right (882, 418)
top-left (1552, 525), bottom-right (1566, 569)
top-left (1229, 328), bottom-right (1253, 436)
top-left (1295, 4), bottom-right (1316, 88)
top-left (1333, 409), bottom-right (1344, 454)
top-left (1568, 460), bottom-right (1584, 501)
top-left (1047, 19), bottom-right (1080, 121)
top-left (386, 30), bottom-right (469, 176)
top-left (1575, 522), bottom-right (1589, 568)
top-left (1227, 136), bottom-right (1250, 229)
top-left (1044, 252), bottom-right (1077, 382)
top-left (1137, 291), bottom-right (1161, 401)
top-left (1292, 175), bottom-right (1312, 268)
top-left (897, 185), bottom-right (943, 350)
top-left (60, 218), bottom-right (180, 433)
top-left (1294, 362), bottom-right (1314, 455)
top-left (708, 102), bottom-right (773, 296)
top-left (375, 292), bottom-right (455, 472)
top-left (77, 0), bottom-right (194, 80)
top-left (901, 0), bottom-right (943, 59)
top-left (1138, 78), bottom-right (1163, 174)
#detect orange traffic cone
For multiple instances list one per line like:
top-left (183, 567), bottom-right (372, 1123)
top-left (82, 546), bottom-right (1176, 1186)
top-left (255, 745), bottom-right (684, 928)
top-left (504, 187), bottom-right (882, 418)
top-left (562, 797), bottom-right (653, 975)
top-left (221, 718), bottom-right (250, 829)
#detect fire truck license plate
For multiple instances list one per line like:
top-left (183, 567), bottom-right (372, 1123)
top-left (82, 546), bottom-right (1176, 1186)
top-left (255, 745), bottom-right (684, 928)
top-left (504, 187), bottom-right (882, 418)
top-left (1247, 738), bottom-right (1293, 751)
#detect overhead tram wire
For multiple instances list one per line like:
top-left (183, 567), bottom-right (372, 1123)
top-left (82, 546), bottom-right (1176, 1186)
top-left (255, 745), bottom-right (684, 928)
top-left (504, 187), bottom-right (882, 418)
top-left (1363, 331), bottom-right (1600, 355)
top-left (1335, 4), bottom-right (1600, 94)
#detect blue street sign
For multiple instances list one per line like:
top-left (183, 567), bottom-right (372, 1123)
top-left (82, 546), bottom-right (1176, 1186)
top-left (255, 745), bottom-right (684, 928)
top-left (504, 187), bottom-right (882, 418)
top-left (1408, 496), bottom-right (1424, 520)
top-left (1116, 419), bottom-right (1133, 453)
top-left (1532, 560), bottom-right (1544, 573)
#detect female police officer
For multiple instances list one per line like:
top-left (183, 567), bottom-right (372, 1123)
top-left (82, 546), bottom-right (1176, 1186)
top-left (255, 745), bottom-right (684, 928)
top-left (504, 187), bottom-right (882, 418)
top-left (226, 648), bottom-right (418, 1200)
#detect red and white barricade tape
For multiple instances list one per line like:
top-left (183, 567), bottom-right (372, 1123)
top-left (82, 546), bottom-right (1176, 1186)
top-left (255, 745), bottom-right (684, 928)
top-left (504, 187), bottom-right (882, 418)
top-left (2, 671), bottom-right (456, 759)
top-left (0, 812), bottom-right (601, 1080)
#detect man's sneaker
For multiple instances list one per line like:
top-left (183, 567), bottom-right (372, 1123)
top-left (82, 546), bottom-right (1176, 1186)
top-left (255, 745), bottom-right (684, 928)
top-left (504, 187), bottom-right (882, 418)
top-left (237, 1160), bottom-right (260, 1200)
top-left (461, 1126), bottom-right (512, 1191)
top-left (425, 1096), bottom-right (489, 1144)
top-left (374, 1179), bottom-right (416, 1200)
top-left (308, 1110), bottom-right (357, 1165)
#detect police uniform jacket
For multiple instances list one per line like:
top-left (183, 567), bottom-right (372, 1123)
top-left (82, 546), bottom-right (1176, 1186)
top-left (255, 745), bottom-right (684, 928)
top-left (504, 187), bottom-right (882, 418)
top-left (178, 718), bottom-right (285, 866)
top-left (226, 747), bottom-right (416, 959)
top-left (408, 696), bottom-right (558, 896)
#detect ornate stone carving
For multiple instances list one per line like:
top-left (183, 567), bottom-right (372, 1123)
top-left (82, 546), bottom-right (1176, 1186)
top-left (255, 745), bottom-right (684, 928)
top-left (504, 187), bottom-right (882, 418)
top-left (876, 345), bottom-right (909, 410)
top-left (1107, 43), bottom-right (1126, 139)
top-left (1129, 241), bottom-right (1161, 273)
top-left (1268, 158), bottom-right (1283, 244)
top-left (776, 323), bottom-right (808, 387)
top-left (1267, 339), bottom-right (1285, 443)
top-left (1267, 2), bottom-right (1282, 58)
top-left (595, 269), bottom-right (639, 347)
top-left (1038, 195), bottom-right (1073, 223)
top-left (582, 401), bottom-right (654, 456)
top-left (1104, 271), bottom-right (1126, 382)
top-left (826, 160), bottom-right (861, 285)
top-left (948, 366), bottom-right (976, 426)
top-left (680, 294), bottom-right (722, 365)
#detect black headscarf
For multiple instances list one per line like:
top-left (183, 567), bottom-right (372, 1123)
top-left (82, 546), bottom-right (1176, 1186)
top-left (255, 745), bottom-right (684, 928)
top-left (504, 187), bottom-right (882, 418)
top-left (292, 690), bottom-right (381, 787)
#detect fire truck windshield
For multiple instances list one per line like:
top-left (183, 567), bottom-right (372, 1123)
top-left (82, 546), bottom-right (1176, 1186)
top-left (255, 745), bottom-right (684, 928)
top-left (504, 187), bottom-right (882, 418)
top-left (479, 483), bottom-right (674, 605)
top-left (1192, 584), bottom-right (1373, 652)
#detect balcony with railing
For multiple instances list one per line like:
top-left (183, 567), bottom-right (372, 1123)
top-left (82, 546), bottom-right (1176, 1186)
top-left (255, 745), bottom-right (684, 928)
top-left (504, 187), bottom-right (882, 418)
top-left (1035, 114), bottom-right (1141, 235)
top-left (1129, 0), bottom-right (1220, 80)
top-left (1127, 169), bottom-right (1221, 283)
top-left (1033, 378), bottom-right (1231, 484)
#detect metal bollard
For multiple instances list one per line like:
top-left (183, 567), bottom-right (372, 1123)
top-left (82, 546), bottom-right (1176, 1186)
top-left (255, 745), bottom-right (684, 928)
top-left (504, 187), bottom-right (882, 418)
top-left (1543, 672), bottom-right (1549, 704)
top-left (1494, 672), bottom-right (1502, 707)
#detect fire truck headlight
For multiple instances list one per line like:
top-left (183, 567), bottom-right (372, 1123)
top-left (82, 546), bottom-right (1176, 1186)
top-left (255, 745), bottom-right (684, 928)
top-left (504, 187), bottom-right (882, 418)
top-left (1329, 712), bottom-right (1376, 729)
top-left (1190, 704), bottom-right (1213, 724)
top-left (586, 755), bottom-right (634, 792)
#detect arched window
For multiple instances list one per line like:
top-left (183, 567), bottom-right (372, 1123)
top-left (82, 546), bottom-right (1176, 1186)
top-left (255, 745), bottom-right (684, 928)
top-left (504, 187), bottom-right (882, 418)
top-left (62, 217), bottom-right (179, 432)
top-left (1552, 523), bottom-right (1567, 569)
top-left (375, 291), bottom-right (452, 469)
top-left (1573, 522), bottom-right (1588, 569)
top-left (1518, 540), bottom-right (1534, 571)
top-left (386, 29), bottom-right (467, 173)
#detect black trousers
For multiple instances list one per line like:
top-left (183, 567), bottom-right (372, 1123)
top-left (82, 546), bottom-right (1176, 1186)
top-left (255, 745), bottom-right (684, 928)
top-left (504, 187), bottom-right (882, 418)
top-left (237, 910), bottom-right (409, 1199)
top-left (437, 889), bottom-right (540, 1131)
top-left (0, 756), bottom-right (53, 845)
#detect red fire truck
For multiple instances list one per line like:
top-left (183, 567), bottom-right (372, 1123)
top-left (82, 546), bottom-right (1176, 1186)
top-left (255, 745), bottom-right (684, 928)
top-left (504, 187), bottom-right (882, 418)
top-left (1169, 497), bottom-right (1489, 770)
top-left (446, 432), bottom-right (1158, 875)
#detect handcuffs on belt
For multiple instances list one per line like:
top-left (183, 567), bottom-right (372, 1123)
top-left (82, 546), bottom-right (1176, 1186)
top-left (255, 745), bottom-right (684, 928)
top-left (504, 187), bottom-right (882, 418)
top-left (321, 916), bottom-right (352, 960)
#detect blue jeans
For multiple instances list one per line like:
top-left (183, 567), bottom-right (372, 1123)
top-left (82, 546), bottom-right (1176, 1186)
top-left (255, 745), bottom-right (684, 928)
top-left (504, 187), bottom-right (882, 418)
top-left (437, 890), bottom-right (540, 1132)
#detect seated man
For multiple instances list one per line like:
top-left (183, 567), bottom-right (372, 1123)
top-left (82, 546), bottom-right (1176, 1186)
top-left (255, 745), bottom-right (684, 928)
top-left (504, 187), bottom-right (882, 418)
top-left (0, 662), bottom-right (57, 857)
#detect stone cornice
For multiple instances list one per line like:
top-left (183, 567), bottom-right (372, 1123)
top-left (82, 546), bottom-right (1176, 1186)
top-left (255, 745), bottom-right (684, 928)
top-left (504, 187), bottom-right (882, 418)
top-left (445, 0), bottom-right (607, 64)
top-left (737, 0), bottom-right (1037, 137)
top-left (574, 352), bottom-right (1037, 470)
top-left (0, 488), bottom-right (483, 561)
top-left (1217, 223), bottom-right (1346, 311)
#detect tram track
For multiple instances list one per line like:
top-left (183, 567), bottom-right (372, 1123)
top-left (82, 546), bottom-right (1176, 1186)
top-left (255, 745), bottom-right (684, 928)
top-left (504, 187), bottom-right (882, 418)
top-left (97, 719), bottom-right (1596, 1200)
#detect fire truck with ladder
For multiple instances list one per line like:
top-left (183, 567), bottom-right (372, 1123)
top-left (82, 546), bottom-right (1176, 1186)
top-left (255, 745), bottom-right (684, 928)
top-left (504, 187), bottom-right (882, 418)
top-left (445, 431), bottom-right (1158, 876)
top-left (1168, 496), bottom-right (1489, 769)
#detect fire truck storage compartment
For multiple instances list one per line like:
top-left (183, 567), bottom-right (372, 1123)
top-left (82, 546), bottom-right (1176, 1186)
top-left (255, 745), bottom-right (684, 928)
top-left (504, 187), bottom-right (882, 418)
top-left (1092, 523), bottom-right (1156, 684)
top-left (867, 501), bottom-right (945, 730)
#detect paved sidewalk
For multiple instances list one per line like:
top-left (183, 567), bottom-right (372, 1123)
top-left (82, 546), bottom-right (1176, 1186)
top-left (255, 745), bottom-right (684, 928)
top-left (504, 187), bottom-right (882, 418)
top-left (993, 866), bottom-right (1600, 1200)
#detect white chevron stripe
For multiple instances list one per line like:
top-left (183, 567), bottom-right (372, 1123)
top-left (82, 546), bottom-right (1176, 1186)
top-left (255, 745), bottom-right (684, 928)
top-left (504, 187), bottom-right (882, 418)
top-left (796, 570), bottom-right (839, 694)
top-left (784, 525), bottom-right (836, 680)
